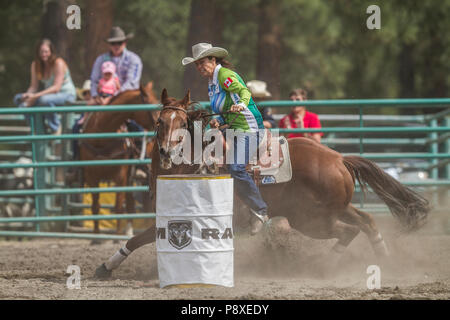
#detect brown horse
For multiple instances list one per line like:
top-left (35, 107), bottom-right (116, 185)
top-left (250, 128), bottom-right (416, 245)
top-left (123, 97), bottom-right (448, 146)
top-left (94, 89), bottom-right (430, 277)
top-left (80, 82), bottom-right (159, 241)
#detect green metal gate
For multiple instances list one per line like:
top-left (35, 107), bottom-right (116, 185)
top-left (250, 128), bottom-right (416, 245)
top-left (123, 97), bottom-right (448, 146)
top-left (0, 98), bottom-right (449, 239)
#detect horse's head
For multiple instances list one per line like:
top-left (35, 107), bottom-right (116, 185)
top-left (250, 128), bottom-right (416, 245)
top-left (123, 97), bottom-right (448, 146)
top-left (156, 88), bottom-right (190, 169)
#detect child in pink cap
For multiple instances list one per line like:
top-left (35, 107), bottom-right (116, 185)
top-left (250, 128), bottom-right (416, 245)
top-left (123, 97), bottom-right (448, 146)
top-left (97, 61), bottom-right (121, 104)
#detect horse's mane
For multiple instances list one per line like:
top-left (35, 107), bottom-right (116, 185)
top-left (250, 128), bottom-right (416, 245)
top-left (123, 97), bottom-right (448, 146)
top-left (108, 89), bottom-right (140, 105)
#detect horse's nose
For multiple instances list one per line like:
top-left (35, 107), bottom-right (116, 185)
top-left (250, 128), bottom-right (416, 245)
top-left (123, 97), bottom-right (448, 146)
top-left (160, 147), bottom-right (165, 155)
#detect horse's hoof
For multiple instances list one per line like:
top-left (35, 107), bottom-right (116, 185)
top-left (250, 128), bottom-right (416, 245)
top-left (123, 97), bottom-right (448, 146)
top-left (90, 239), bottom-right (103, 245)
top-left (95, 263), bottom-right (112, 279)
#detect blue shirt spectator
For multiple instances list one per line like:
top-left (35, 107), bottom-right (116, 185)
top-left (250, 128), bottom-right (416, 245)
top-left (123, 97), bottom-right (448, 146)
top-left (89, 27), bottom-right (143, 104)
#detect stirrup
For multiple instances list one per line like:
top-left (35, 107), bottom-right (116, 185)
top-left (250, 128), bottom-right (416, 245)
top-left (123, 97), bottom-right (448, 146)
top-left (250, 209), bottom-right (268, 235)
top-left (250, 209), bottom-right (268, 223)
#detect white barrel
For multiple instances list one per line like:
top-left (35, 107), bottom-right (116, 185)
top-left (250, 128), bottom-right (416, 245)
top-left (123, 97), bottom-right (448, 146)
top-left (156, 174), bottom-right (234, 288)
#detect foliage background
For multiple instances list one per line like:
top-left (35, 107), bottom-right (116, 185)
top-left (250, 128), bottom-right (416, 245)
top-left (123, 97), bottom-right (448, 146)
top-left (0, 0), bottom-right (448, 108)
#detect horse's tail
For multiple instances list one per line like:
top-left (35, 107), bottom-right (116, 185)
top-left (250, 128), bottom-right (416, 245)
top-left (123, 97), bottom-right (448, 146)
top-left (343, 155), bottom-right (430, 232)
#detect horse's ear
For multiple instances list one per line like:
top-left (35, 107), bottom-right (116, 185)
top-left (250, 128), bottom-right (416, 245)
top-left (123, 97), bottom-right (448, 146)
top-left (161, 88), bottom-right (169, 105)
top-left (181, 90), bottom-right (190, 108)
top-left (140, 84), bottom-right (148, 99)
top-left (145, 81), bottom-right (153, 91)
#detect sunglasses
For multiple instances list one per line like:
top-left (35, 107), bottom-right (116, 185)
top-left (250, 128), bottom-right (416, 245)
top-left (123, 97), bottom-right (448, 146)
top-left (110, 41), bottom-right (125, 46)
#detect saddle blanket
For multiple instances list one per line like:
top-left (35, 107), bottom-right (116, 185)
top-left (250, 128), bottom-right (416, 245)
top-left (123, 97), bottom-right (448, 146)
top-left (250, 135), bottom-right (292, 185)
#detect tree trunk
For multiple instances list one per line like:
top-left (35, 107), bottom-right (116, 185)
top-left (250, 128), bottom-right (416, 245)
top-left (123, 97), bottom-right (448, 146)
top-left (42, 0), bottom-right (74, 62)
top-left (85, 0), bottom-right (114, 77)
top-left (398, 43), bottom-right (415, 98)
top-left (256, 0), bottom-right (281, 99)
top-left (423, 36), bottom-right (447, 98)
top-left (183, 0), bottom-right (224, 101)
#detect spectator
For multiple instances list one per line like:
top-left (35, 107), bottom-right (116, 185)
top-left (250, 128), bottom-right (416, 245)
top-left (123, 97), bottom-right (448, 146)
top-left (97, 61), bottom-right (121, 105)
top-left (13, 39), bottom-right (76, 134)
top-left (88, 26), bottom-right (142, 106)
top-left (279, 88), bottom-right (323, 143)
top-left (246, 80), bottom-right (277, 129)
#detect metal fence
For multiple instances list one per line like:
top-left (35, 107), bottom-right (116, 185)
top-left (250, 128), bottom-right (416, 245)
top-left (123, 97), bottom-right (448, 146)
top-left (0, 98), bottom-right (449, 239)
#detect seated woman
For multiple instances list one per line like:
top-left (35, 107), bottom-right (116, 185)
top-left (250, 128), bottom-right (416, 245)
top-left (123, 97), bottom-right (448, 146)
top-left (279, 88), bottom-right (323, 143)
top-left (13, 39), bottom-right (76, 134)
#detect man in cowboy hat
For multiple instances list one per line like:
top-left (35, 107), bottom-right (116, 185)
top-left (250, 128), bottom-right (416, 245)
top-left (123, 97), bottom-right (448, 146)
top-left (246, 80), bottom-right (277, 129)
top-left (89, 26), bottom-right (143, 105)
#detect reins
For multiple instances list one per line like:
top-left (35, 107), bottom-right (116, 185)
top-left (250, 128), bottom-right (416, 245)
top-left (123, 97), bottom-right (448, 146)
top-left (199, 111), bottom-right (241, 129)
top-left (161, 103), bottom-right (239, 127)
top-left (157, 104), bottom-right (242, 142)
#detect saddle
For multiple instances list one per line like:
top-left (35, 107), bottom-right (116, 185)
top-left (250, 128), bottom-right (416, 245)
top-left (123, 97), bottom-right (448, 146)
top-left (246, 132), bottom-right (292, 187)
top-left (197, 128), bottom-right (292, 186)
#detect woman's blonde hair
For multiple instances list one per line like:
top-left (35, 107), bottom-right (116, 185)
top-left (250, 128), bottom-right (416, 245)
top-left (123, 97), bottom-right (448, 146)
top-left (34, 39), bottom-right (58, 81)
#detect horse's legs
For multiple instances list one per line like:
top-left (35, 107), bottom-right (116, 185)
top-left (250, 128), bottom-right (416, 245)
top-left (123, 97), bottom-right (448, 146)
top-left (124, 166), bottom-right (137, 237)
top-left (89, 192), bottom-right (103, 245)
top-left (307, 218), bottom-right (361, 274)
top-left (92, 193), bottom-right (100, 234)
top-left (115, 166), bottom-right (130, 236)
top-left (126, 224), bottom-right (156, 251)
top-left (96, 225), bottom-right (156, 278)
top-left (338, 205), bottom-right (389, 258)
top-left (328, 220), bottom-right (361, 254)
top-left (114, 191), bottom-right (126, 235)
top-left (125, 192), bottom-right (135, 237)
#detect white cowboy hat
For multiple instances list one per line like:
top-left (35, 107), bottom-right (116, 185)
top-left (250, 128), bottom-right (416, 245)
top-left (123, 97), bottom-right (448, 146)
top-left (246, 80), bottom-right (272, 98)
top-left (182, 43), bottom-right (228, 66)
top-left (76, 80), bottom-right (91, 100)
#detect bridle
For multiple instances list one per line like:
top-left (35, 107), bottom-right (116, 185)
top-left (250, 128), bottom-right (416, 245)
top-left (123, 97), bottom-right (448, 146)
top-left (159, 105), bottom-right (188, 115)
top-left (156, 105), bottom-right (189, 158)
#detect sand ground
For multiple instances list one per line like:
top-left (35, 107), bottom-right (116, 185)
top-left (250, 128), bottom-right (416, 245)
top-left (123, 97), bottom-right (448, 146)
top-left (0, 211), bottom-right (449, 300)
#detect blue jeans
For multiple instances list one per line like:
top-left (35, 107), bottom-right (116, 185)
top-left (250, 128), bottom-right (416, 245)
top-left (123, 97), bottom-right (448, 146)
top-left (14, 92), bottom-right (75, 132)
top-left (226, 130), bottom-right (268, 216)
top-left (126, 119), bottom-right (144, 132)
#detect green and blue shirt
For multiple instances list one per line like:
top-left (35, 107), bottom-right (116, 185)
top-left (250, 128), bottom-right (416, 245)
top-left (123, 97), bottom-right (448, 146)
top-left (208, 64), bottom-right (264, 132)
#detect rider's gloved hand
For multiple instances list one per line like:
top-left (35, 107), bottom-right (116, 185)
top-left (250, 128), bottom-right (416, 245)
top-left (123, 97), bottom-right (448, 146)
top-left (209, 118), bottom-right (220, 128)
top-left (230, 104), bottom-right (245, 113)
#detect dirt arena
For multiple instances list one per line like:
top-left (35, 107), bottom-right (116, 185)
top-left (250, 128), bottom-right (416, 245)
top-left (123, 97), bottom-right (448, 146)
top-left (1, 211), bottom-right (449, 300)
